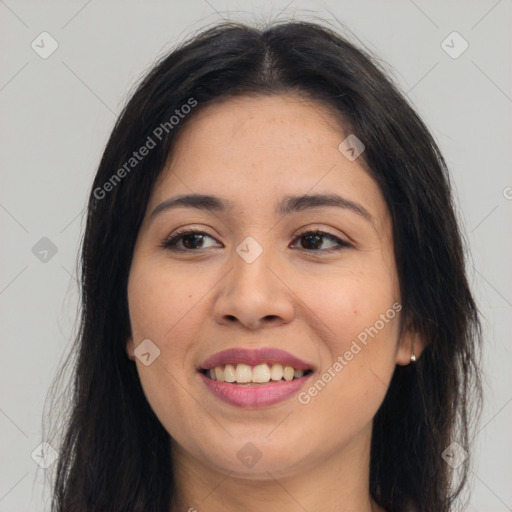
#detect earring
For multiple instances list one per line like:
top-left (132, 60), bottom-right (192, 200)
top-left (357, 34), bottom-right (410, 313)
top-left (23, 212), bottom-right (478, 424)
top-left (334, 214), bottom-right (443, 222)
top-left (410, 344), bottom-right (416, 363)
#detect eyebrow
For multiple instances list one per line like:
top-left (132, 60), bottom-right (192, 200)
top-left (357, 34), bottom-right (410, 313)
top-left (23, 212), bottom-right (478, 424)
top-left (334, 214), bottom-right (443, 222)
top-left (149, 193), bottom-right (372, 222)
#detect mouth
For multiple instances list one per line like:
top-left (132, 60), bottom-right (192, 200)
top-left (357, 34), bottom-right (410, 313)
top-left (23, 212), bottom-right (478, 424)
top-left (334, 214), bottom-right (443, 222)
top-left (199, 363), bottom-right (313, 385)
top-left (197, 347), bottom-right (315, 407)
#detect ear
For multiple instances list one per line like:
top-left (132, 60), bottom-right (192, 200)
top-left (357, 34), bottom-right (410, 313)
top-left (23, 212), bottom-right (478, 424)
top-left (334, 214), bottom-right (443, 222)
top-left (126, 336), bottom-right (136, 361)
top-left (396, 318), bottom-right (426, 366)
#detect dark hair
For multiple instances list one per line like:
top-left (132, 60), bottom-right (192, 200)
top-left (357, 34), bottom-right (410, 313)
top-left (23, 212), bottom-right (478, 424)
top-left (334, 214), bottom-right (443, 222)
top-left (45, 19), bottom-right (483, 512)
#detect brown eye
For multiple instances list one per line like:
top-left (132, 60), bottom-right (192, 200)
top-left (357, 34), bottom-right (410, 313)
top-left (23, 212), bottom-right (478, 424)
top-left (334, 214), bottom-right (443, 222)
top-left (162, 229), bottom-right (351, 253)
top-left (293, 230), bottom-right (351, 252)
top-left (162, 231), bottom-right (219, 251)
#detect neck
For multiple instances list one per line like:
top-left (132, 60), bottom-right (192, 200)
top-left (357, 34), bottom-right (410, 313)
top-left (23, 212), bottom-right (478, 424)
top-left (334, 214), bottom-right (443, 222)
top-left (170, 423), bottom-right (385, 512)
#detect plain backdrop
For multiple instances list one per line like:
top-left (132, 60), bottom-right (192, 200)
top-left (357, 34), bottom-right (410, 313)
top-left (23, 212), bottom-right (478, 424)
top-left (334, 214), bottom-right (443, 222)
top-left (0, 1), bottom-right (511, 511)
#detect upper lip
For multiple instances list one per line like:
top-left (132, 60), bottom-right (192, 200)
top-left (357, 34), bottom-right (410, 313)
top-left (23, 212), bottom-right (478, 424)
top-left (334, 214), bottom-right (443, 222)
top-left (199, 347), bottom-right (314, 371)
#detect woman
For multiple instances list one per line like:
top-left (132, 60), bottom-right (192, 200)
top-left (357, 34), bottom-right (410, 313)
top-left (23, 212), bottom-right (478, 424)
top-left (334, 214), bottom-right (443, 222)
top-left (45, 20), bottom-right (483, 512)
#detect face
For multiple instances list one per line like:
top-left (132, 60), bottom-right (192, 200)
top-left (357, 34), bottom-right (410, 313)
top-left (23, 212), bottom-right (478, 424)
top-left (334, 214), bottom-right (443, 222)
top-left (126, 94), bottom-right (418, 479)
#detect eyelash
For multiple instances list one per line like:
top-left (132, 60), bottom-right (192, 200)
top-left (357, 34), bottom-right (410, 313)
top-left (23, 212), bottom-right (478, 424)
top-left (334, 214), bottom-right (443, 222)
top-left (161, 229), bottom-right (351, 253)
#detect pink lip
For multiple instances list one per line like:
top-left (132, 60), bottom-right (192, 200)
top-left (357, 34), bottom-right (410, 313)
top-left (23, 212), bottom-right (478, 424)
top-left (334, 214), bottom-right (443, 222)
top-left (199, 347), bottom-right (314, 371)
top-left (199, 372), bottom-right (313, 408)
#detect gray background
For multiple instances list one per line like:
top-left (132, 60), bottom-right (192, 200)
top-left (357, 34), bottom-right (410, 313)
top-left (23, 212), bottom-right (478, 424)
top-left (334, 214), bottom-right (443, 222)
top-left (1, 0), bottom-right (511, 510)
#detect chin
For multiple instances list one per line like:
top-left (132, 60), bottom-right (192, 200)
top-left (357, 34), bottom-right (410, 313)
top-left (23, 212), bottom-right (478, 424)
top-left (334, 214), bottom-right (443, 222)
top-left (191, 433), bottom-right (316, 480)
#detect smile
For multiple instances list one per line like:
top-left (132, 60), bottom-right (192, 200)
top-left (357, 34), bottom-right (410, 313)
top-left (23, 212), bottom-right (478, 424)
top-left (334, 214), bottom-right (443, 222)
top-left (201, 363), bottom-right (312, 384)
top-left (198, 347), bottom-right (315, 407)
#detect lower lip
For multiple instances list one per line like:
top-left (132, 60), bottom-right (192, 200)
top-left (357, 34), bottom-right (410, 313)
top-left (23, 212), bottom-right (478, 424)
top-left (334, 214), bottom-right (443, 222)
top-left (199, 372), bottom-right (312, 408)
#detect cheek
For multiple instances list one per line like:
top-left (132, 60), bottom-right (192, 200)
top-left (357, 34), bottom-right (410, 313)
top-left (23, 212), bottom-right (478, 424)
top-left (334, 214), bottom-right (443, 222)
top-left (305, 267), bottom-right (400, 402)
top-left (127, 260), bottom-right (205, 343)
top-left (127, 263), bottom-right (204, 440)
top-left (311, 265), bottom-right (400, 346)
top-left (298, 316), bottom-right (399, 443)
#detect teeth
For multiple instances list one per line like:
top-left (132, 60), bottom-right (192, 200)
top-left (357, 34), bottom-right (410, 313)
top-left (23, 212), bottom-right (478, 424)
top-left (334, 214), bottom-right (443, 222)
top-left (252, 363), bottom-right (270, 383)
top-left (270, 363), bottom-right (283, 381)
top-left (283, 365), bottom-right (294, 381)
top-left (235, 363), bottom-right (252, 383)
top-left (224, 364), bottom-right (236, 383)
top-left (205, 363), bottom-right (308, 384)
top-left (214, 366), bottom-right (224, 382)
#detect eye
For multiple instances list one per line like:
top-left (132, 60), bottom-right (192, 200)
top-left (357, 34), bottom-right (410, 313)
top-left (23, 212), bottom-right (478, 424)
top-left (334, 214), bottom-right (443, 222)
top-left (291, 230), bottom-right (351, 252)
top-left (161, 230), bottom-right (220, 251)
top-left (161, 229), bottom-right (351, 253)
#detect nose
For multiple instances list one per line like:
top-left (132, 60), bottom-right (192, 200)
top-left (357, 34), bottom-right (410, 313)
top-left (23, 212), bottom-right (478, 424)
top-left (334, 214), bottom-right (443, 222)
top-left (212, 241), bottom-right (295, 330)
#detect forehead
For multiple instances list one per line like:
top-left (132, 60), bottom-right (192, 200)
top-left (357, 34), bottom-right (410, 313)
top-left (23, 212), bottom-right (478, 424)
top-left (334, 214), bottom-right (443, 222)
top-left (149, 94), bottom-right (389, 230)
top-left (167, 94), bottom-right (349, 169)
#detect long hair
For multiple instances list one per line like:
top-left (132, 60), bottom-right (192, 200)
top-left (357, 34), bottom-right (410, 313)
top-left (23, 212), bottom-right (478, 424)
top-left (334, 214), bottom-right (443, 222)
top-left (45, 20), bottom-right (483, 512)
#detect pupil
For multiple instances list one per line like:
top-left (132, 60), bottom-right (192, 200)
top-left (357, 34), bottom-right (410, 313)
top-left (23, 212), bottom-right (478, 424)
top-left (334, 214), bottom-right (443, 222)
top-left (303, 234), bottom-right (321, 249)
top-left (183, 234), bottom-right (203, 249)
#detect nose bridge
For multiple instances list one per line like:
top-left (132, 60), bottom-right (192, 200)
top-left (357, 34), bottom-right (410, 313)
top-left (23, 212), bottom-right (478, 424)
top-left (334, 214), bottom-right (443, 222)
top-left (231, 234), bottom-right (276, 299)
top-left (213, 233), bottom-right (295, 328)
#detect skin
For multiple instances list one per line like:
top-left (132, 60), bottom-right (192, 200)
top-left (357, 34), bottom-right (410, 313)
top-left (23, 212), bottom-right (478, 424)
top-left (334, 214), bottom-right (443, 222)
top-left (126, 94), bottom-right (424, 512)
